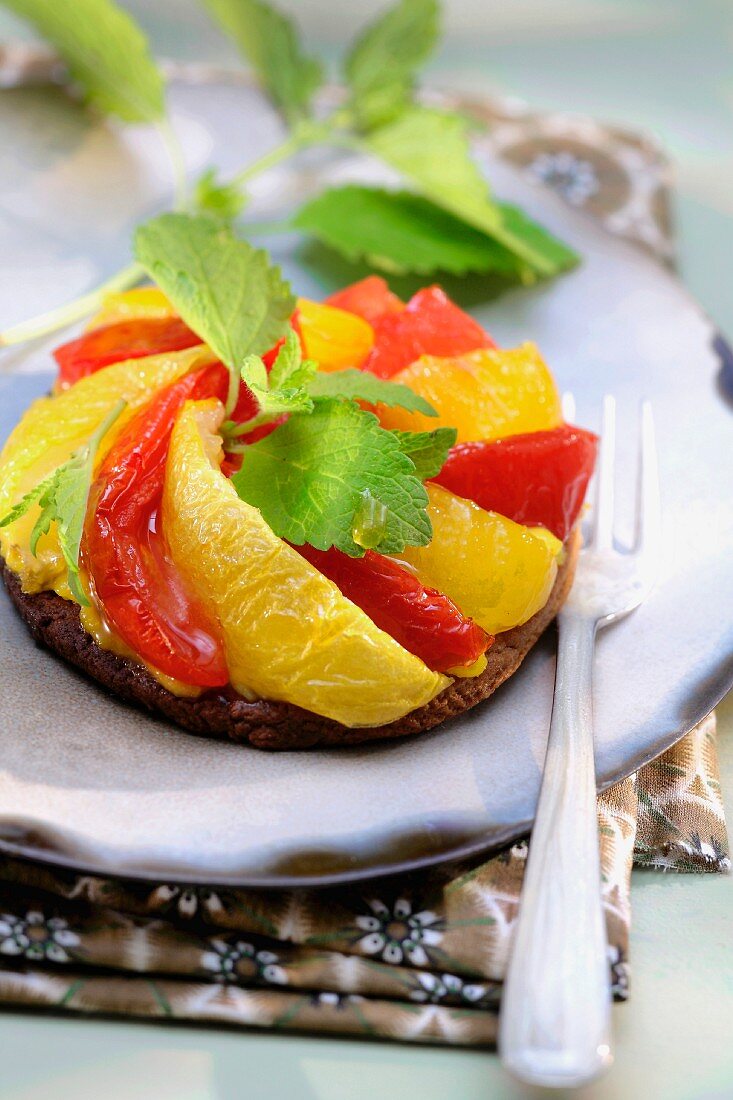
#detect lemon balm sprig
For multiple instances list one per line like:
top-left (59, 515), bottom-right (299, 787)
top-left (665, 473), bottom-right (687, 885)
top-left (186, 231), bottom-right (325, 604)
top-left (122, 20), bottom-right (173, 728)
top-left (0, 0), bottom-right (578, 350)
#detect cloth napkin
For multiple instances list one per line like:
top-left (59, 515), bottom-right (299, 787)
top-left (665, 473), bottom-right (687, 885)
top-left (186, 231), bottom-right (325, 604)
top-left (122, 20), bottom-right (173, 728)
top-left (0, 93), bottom-right (729, 1047)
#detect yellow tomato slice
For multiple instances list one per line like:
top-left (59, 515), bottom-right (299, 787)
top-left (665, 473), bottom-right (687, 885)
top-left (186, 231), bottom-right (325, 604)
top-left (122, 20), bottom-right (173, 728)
top-left (0, 346), bottom-right (215, 593)
top-left (86, 287), bottom-right (176, 331)
top-left (400, 485), bottom-right (562, 634)
top-left (163, 400), bottom-right (448, 727)
top-left (377, 342), bottom-right (562, 442)
top-left (297, 298), bottom-right (374, 373)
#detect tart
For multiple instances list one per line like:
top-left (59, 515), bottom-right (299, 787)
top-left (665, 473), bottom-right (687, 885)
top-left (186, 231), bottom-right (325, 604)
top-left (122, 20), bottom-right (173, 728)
top-left (0, 276), bottom-right (597, 749)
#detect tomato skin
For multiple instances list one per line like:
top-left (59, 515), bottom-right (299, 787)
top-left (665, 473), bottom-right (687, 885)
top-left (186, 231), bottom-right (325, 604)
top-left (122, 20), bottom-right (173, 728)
top-left (54, 317), bottom-right (201, 389)
top-left (83, 363), bottom-right (230, 687)
top-left (434, 425), bottom-right (598, 541)
top-left (326, 276), bottom-right (404, 325)
top-left (362, 286), bottom-right (495, 379)
top-left (297, 544), bottom-right (491, 672)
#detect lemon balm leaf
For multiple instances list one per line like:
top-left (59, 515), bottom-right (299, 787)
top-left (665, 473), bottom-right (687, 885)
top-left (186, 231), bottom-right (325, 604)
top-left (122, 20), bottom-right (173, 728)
top-left (232, 398), bottom-right (432, 557)
top-left (292, 185), bottom-right (529, 276)
top-left (203, 0), bottom-right (323, 124)
top-left (135, 213), bottom-right (295, 409)
top-left (4, 0), bottom-right (165, 123)
top-left (366, 107), bottom-right (577, 277)
top-left (307, 367), bottom-right (437, 415)
top-left (0, 399), bottom-right (126, 604)
top-left (392, 427), bottom-right (457, 480)
top-left (344, 0), bottom-right (440, 130)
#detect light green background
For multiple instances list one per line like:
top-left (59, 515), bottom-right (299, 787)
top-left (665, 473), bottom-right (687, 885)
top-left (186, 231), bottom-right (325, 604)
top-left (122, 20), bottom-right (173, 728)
top-left (0, 2), bottom-right (731, 1096)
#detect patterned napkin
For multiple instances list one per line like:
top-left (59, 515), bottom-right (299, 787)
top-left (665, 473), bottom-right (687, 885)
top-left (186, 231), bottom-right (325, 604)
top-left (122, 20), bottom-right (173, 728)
top-left (0, 93), bottom-right (729, 1047)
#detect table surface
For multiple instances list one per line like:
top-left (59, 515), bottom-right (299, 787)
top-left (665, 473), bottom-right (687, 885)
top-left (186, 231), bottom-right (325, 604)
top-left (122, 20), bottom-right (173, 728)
top-left (1, 1), bottom-right (731, 1097)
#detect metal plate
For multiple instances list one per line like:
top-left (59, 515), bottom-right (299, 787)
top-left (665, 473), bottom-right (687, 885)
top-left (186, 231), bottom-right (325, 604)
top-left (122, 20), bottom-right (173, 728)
top-left (0, 78), bottom-right (731, 887)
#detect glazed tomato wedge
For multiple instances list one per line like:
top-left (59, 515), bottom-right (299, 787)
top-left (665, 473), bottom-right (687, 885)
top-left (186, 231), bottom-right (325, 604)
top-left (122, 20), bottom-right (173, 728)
top-left (434, 425), bottom-right (598, 541)
top-left (83, 363), bottom-right (231, 687)
top-left (362, 286), bottom-right (496, 379)
top-left (54, 311), bottom-right (302, 391)
top-left (326, 276), bottom-right (404, 325)
top-left (54, 317), bottom-right (201, 389)
top-left (297, 544), bottom-right (491, 672)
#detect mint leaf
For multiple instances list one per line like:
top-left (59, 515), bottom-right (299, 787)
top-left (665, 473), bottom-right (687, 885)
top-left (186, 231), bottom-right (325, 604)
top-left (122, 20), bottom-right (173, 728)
top-left (135, 213), bottom-right (294, 408)
top-left (194, 167), bottom-right (247, 224)
top-left (293, 185), bottom-right (530, 276)
top-left (307, 367), bottom-right (437, 415)
top-left (269, 328), bottom-right (318, 390)
top-left (0, 399), bottom-right (126, 603)
top-left (344, 0), bottom-right (439, 130)
top-left (232, 399), bottom-right (431, 557)
top-left (392, 427), bottom-right (456, 480)
top-left (4, 0), bottom-right (165, 123)
top-left (203, 0), bottom-right (323, 124)
top-left (366, 107), bottom-right (574, 277)
top-left (496, 202), bottom-right (580, 276)
top-left (238, 351), bottom-right (314, 428)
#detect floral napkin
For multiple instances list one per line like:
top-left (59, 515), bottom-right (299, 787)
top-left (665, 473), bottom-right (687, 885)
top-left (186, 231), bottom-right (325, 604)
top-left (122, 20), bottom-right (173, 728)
top-left (0, 89), bottom-right (728, 1047)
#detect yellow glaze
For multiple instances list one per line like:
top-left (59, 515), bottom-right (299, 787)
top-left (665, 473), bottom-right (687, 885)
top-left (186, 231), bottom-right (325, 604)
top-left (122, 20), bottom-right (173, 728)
top-left (87, 287), bottom-right (176, 330)
top-left (79, 598), bottom-right (203, 699)
top-left (377, 342), bottom-right (562, 442)
top-left (0, 345), bottom-right (215, 593)
top-left (163, 400), bottom-right (449, 727)
top-left (400, 485), bottom-right (562, 635)
top-left (297, 298), bottom-right (374, 372)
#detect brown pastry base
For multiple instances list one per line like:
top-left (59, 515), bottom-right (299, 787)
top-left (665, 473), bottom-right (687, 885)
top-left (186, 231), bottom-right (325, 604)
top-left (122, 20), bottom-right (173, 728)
top-left (2, 529), bottom-right (579, 750)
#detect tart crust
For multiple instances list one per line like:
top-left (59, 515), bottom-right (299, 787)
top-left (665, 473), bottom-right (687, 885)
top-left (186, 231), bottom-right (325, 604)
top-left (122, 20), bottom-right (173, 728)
top-left (2, 528), bottom-right (579, 750)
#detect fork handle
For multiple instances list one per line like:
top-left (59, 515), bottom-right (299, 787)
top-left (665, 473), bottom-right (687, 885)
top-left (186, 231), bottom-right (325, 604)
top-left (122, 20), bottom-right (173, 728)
top-left (499, 613), bottom-right (612, 1088)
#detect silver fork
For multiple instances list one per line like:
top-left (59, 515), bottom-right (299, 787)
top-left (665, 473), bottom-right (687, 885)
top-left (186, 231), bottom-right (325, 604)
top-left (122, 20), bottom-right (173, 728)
top-left (499, 395), bottom-right (661, 1088)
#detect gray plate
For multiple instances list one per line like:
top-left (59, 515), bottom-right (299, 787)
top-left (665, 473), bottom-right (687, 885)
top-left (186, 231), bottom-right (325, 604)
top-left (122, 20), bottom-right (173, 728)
top-left (0, 78), bottom-right (731, 888)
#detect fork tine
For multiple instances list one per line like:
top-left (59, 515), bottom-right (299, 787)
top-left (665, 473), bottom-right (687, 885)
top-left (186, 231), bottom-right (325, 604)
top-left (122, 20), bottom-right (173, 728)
top-left (635, 400), bottom-right (661, 560)
top-left (562, 390), bottom-right (576, 422)
top-left (591, 395), bottom-right (616, 550)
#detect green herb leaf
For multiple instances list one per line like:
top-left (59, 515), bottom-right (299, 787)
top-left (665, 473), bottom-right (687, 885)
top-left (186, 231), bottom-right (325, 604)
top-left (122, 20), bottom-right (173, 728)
top-left (238, 351), bottom-right (315, 428)
top-left (203, 0), bottom-right (323, 124)
top-left (366, 107), bottom-right (575, 277)
top-left (4, 0), bottom-right (165, 123)
top-left (269, 328), bottom-right (318, 390)
top-left (293, 185), bottom-right (530, 276)
top-left (392, 427), bottom-right (456, 480)
top-left (344, 0), bottom-right (440, 130)
top-left (232, 398), bottom-right (432, 557)
top-left (134, 213), bottom-right (295, 409)
top-left (194, 167), bottom-right (247, 224)
top-left (307, 367), bottom-right (437, 415)
top-left (0, 400), bottom-right (126, 603)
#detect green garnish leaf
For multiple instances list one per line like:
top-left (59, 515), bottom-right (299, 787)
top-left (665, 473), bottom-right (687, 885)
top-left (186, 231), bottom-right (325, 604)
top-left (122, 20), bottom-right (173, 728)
top-left (4, 0), bottom-right (165, 123)
top-left (232, 398), bottom-right (432, 557)
top-left (391, 427), bottom-right (457, 480)
top-left (293, 185), bottom-right (532, 277)
top-left (203, 0), bottom-right (323, 124)
top-left (366, 107), bottom-right (577, 277)
top-left (134, 213), bottom-right (295, 408)
top-left (0, 399), bottom-right (126, 604)
top-left (269, 328), bottom-right (318, 390)
top-left (239, 353), bottom-right (315, 430)
top-left (344, 0), bottom-right (440, 130)
top-left (194, 167), bottom-right (247, 224)
top-left (307, 367), bottom-right (437, 415)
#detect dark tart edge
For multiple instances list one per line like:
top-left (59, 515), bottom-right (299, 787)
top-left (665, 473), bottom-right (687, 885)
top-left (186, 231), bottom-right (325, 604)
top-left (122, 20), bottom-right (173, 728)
top-left (2, 528), bottom-right (579, 750)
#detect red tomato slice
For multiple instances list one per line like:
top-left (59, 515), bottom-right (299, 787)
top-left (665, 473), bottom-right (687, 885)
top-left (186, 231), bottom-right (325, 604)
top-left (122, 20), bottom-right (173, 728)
top-left (434, 425), bottom-right (599, 541)
top-left (362, 286), bottom-right (496, 379)
top-left (83, 363), bottom-right (230, 687)
top-left (297, 544), bottom-right (491, 673)
top-left (326, 276), bottom-right (404, 325)
top-left (54, 317), bottom-right (202, 389)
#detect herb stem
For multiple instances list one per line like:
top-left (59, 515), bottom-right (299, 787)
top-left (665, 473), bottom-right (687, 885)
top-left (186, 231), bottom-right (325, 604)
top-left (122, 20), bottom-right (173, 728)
top-left (0, 261), bottom-right (144, 348)
top-left (157, 119), bottom-right (189, 211)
